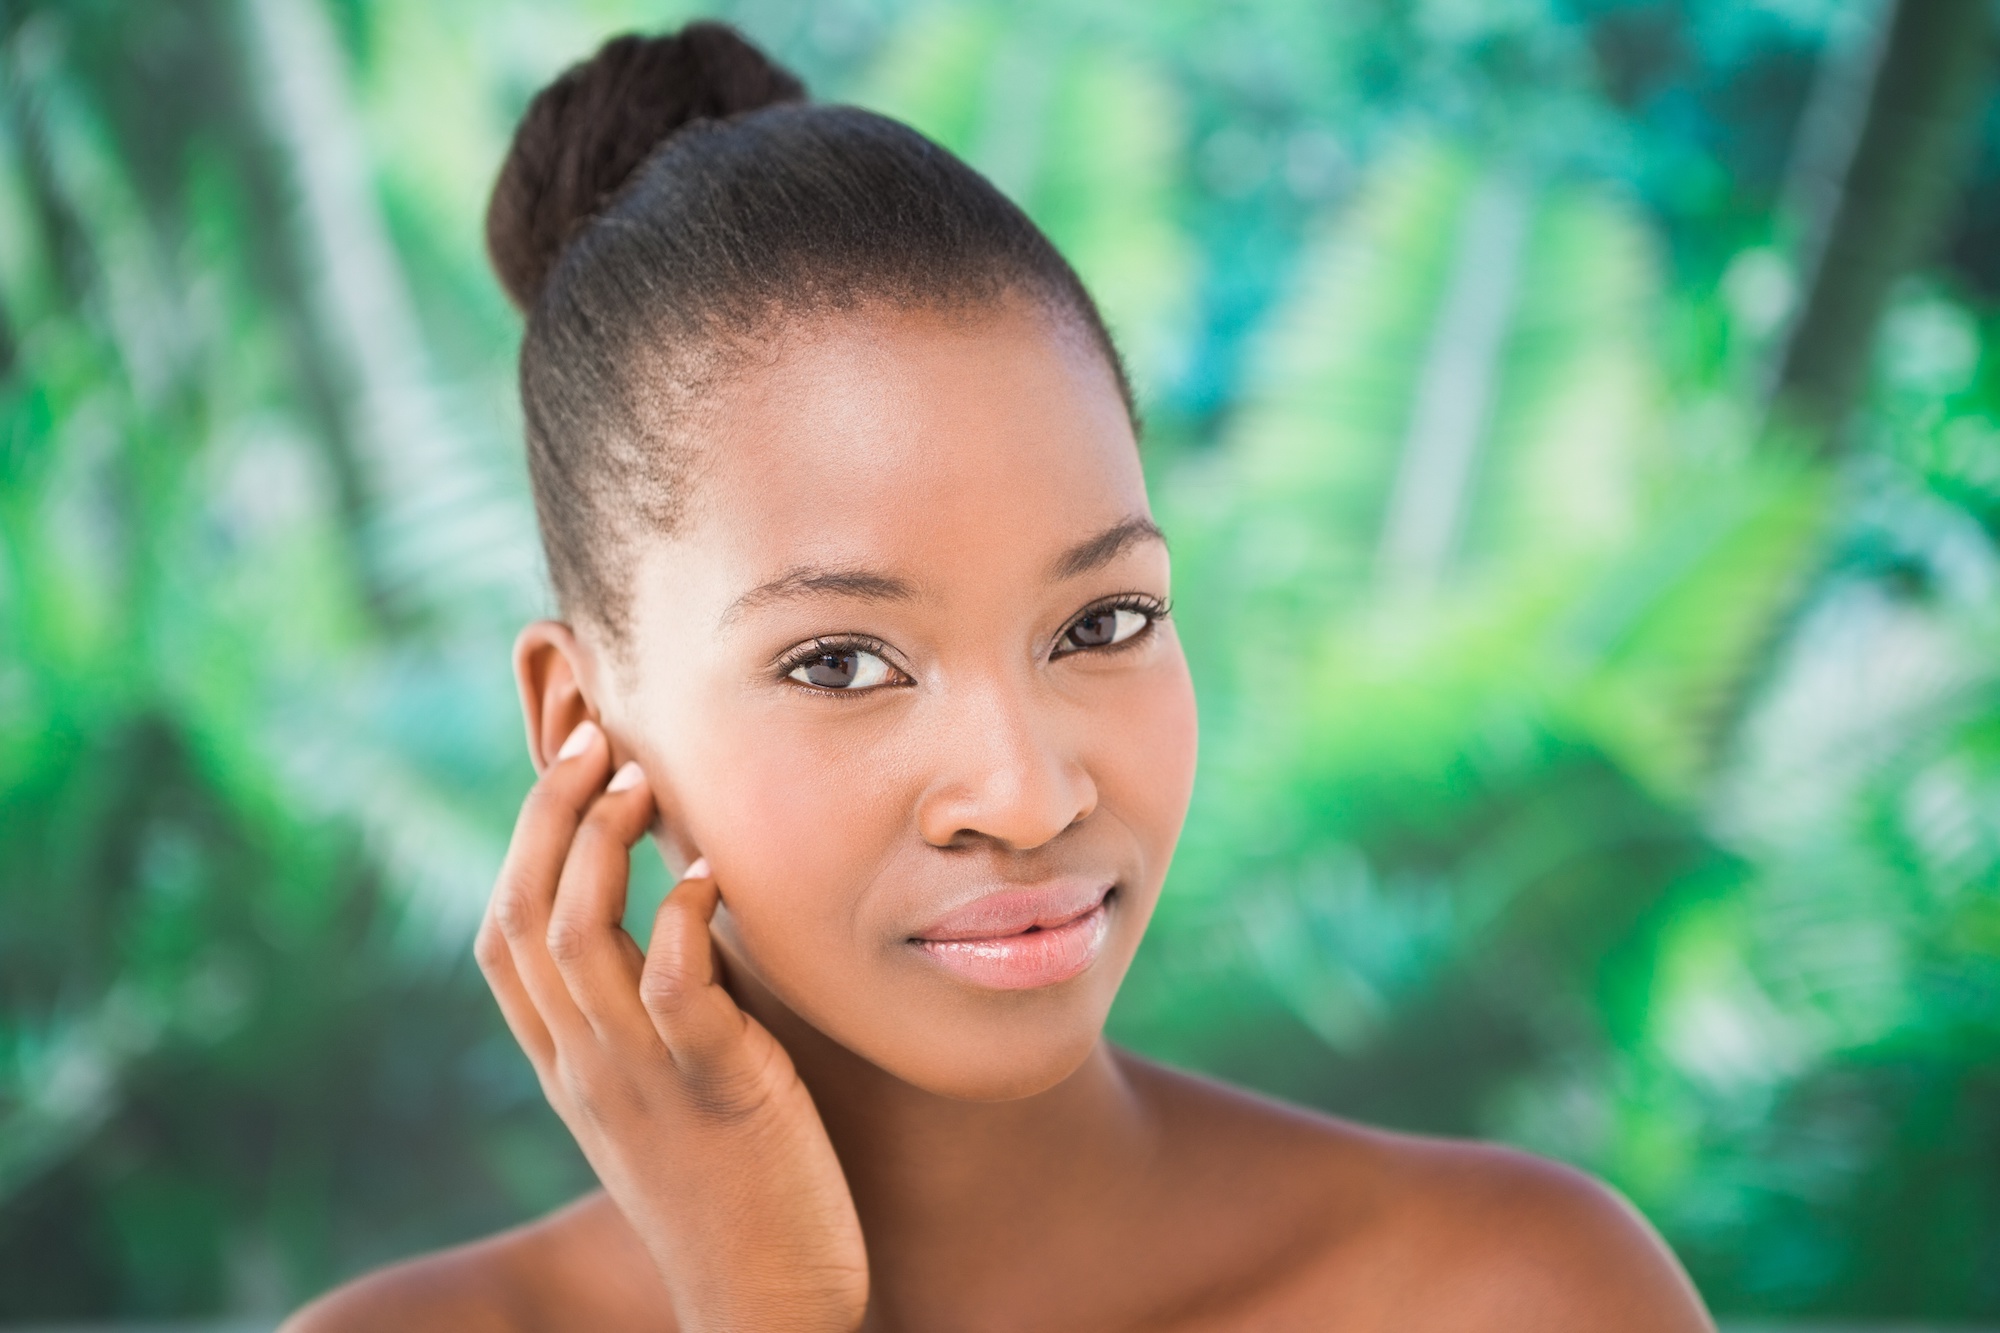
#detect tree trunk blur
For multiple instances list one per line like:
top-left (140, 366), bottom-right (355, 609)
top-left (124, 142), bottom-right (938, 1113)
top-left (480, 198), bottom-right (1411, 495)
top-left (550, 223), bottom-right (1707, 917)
top-left (1699, 0), bottom-right (1995, 781)
top-left (1769, 0), bottom-right (1994, 449)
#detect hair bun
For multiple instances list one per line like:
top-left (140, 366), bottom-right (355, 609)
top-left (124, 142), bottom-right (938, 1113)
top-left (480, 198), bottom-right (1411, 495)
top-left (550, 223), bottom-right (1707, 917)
top-left (486, 22), bottom-right (806, 311)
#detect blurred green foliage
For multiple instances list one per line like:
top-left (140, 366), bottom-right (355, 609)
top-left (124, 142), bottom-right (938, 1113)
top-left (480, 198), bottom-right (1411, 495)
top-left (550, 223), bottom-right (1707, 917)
top-left (4, 0), bottom-right (2000, 1320)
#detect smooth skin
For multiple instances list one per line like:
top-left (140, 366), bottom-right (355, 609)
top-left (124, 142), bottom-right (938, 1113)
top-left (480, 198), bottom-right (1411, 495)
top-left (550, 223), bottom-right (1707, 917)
top-left (286, 296), bottom-right (1714, 1332)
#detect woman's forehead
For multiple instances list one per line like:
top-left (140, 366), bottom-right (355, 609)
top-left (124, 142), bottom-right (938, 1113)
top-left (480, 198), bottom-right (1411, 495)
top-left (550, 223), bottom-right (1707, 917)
top-left (687, 299), bottom-right (1147, 578)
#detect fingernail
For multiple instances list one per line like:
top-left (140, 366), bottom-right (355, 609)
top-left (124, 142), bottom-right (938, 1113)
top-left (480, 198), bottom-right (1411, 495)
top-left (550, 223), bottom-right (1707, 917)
top-left (682, 857), bottom-right (710, 881)
top-left (607, 761), bottom-right (645, 793)
top-left (556, 719), bottom-right (600, 761)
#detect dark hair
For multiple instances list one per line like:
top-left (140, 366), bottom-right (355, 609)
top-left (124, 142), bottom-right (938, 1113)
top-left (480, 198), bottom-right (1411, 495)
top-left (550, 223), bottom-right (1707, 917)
top-left (486, 22), bottom-right (1132, 634)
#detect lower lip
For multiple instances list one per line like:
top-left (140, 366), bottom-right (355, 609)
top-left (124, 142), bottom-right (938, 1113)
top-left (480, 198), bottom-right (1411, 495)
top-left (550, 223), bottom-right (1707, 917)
top-left (915, 902), bottom-right (1112, 991)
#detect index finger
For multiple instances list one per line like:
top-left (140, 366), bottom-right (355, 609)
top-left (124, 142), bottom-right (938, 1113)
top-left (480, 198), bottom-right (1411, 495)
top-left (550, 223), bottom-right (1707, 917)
top-left (495, 719), bottom-right (617, 923)
top-left (487, 719), bottom-right (618, 1044)
top-left (546, 763), bottom-right (659, 1033)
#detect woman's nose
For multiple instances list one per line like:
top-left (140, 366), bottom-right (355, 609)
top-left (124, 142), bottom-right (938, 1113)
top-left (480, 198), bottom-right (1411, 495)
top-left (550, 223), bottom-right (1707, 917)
top-left (915, 681), bottom-right (1098, 851)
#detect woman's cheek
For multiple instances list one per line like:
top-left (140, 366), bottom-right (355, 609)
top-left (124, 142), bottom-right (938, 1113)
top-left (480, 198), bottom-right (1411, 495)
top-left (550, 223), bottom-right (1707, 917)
top-left (683, 716), bottom-right (904, 944)
top-left (1099, 645), bottom-right (1199, 869)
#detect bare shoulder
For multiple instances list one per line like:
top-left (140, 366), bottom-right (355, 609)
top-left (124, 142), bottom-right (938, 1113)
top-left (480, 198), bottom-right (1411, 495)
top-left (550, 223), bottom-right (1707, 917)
top-left (281, 1193), bottom-right (667, 1333)
top-left (1117, 1053), bottom-right (1713, 1333)
top-left (1364, 1134), bottom-right (1714, 1331)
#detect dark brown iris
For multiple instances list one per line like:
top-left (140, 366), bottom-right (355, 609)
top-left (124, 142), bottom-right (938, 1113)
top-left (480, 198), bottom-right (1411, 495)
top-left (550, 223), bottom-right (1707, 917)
top-left (802, 651), bottom-right (860, 687)
top-left (1069, 612), bottom-right (1116, 648)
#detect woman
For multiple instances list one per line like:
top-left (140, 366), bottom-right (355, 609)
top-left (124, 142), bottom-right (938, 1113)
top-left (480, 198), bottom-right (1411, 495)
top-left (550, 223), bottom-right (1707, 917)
top-left (288, 22), bottom-right (1713, 1332)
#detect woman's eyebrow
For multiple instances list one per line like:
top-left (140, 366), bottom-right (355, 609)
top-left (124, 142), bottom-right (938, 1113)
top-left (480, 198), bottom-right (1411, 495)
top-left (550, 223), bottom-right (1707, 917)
top-left (1049, 516), bottom-right (1166, 581)
top-left (721, 566), bottom-right (917, 625)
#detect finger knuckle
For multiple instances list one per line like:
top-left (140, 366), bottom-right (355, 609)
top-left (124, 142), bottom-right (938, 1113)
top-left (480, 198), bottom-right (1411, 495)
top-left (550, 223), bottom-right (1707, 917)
top-left (569, 816), bottom-right (620, 861)
top-left (491, 887), bottom-right (536, 940)
top-left (639, 963), bottom-right (692, 1017)
top-left (519, 783), bottom-right (566, 826)
top-left (545, 916), bottom-right (591, 965)
top-left (472, 924), bottom-right (507, 972)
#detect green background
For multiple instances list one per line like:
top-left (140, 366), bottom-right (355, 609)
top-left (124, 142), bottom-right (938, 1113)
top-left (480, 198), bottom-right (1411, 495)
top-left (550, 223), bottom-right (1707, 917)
top-left (5, 0), bottom-right (2000, 1321)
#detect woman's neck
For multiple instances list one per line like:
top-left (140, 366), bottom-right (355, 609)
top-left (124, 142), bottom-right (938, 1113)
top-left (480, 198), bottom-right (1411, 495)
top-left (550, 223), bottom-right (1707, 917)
top-left (724, 956), bottom-right (1166, 1328)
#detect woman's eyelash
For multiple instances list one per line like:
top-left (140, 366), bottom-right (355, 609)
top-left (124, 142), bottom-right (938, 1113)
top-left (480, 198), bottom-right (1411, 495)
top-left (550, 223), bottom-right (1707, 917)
top-left (773, 634), bottom-right (894, 677)
top-left (1087, 593), bottom-right (1170, 622)
top-left (1054, 594), bottom-right (1172, 656)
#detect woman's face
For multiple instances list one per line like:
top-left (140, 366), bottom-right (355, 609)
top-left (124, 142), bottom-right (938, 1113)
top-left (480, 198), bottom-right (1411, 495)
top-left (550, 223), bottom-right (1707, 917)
top-left (586, 296), bottom-right (1197, 1101)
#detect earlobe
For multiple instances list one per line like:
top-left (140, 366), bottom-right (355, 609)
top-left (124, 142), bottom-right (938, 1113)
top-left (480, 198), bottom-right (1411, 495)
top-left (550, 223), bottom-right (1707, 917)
top-left (513, 620), bottom-right (599, 774)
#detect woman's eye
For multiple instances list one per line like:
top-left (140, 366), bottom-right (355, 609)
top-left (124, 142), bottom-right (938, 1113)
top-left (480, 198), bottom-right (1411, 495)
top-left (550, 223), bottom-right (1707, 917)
top-left (788, 647), bottom-right (896, 690)
top-left (1061, 606), bottom-right (1152, 653)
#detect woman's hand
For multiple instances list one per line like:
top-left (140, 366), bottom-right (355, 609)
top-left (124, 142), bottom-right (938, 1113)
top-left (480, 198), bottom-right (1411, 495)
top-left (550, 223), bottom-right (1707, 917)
top-left (475, 720), bottom-right (869, 1333)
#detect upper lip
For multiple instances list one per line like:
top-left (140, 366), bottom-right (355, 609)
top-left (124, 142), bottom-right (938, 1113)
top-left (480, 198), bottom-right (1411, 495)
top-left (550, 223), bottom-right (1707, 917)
top-left (911, 878), bottom-right (1113, 942)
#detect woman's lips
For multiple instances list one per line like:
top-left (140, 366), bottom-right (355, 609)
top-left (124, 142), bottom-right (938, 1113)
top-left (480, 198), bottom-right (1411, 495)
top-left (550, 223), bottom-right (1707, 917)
top-left (911, 882), bottom-right (1114, 991)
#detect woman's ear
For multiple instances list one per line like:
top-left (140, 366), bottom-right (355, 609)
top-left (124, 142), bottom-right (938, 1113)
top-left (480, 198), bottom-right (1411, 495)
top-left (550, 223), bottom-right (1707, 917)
top-left (515, 621), bottom-right (698, 874)
top-left (514, 620), bottom-right (600, 774)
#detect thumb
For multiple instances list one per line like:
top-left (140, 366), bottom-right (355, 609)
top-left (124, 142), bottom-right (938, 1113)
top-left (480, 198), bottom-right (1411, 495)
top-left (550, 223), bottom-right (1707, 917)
top-left (639, 864), bottom-right (754, 1079)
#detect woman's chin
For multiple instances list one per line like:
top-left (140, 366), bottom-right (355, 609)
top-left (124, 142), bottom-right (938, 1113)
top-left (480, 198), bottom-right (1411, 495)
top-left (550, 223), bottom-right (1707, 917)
top-left (845, 959), bottom-right (1135, 1100)
top-left (716, 943), bottom-right (1107, 1101)
top-left (877, 1025), bottom-right (1108, 1103)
